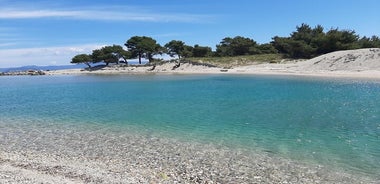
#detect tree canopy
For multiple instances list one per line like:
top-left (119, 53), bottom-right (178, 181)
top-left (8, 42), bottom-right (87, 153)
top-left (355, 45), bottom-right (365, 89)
top-left (192, 44), bottom-right (212, 57)
top-left (271, 23), bottom-right (365, 58)
top-left (125, 36), bottom-right (161, 64)
top-left (216, 36), bottom-right (258, 56)
top-left (165, 40), bottom-right (185, 59)
top-left (359, 36), bottom-right (380, 48)
top-left (71, 45), bottom-right (129, 68)
top-left (71, 54), bottom-right (93, 68)
top-left (92, 45), bottom-right (131, 65)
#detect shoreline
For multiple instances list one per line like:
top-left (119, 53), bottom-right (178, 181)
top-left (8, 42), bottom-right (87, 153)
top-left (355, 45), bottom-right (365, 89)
top-left (43, 63), bottom-right (380, 80)
top-left (2, 48), bottom-right (380, 79)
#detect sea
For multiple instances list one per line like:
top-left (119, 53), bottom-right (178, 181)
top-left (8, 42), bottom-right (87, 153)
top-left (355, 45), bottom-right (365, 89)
top-left (0, 74), bottom-right (379, 179)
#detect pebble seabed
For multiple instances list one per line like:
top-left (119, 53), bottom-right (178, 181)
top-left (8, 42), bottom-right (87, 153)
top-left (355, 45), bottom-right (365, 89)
top-left (0, 119), bottom-right (378, 184)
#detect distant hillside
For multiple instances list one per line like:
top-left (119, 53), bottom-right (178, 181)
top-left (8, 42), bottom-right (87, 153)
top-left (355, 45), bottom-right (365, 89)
top-left (0, 64), bottom-right (87, 73)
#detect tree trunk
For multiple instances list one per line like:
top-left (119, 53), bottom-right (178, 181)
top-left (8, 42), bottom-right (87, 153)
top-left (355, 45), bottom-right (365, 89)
top-left (147, 53), bottom-right (153, 63)
top-left (122, 57), bottom-right (128, 65)
top-left (85, 62), bottom-right (91, 68)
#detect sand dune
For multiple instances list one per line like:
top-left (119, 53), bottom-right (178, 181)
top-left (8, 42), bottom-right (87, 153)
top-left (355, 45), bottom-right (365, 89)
top-left (298, 48), bottom-right (380, 71)
top-left (232, 48), bottom-right (380, 78)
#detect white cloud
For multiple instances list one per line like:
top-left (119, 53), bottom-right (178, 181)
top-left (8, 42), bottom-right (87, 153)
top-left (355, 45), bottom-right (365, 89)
top-left (0, 42), bottom-right (18, 47)
top-left (0, 44), bottom-right (104, 68)
top-left (0, 9), bottom-right (78, 19)
top-left (0, 6), bottom-right (211, 23)
top-left (0, 27), bottom-right (27, 48)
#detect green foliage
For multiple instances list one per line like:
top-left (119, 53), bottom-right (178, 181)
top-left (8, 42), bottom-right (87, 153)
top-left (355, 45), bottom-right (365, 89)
top-left (271, 23), bottom-right (363, 58)
top-left (71, 54), bottom-right (93, 68)
top-left (216, 36), bottom-right (258, 56)
top-left (257, 43), bottom-right (278, 54)
top-left (192, 44), bottom-right (212, 57)
top-left (271, 24), bottom-right (321, 58)
top-left (91, 45), bottom-right (130, 65)
top-left (216, 36), bottom-right (277, 56)
top-left (317, 29), bottom-right (360, 54)
top-left (71, 24), bottom-right (380, 66)
top-left (187, 54), bottom-right (284, 68)
top-left (182, 45), bottom-right (194, 58)
top-left (164, 40), bottom-right (185, 59)
top-left (91, 47), bottom-right (117, 65)
top-left (125, 36), bottom-right (162, 64)
top-left (359, 36), bottom-right (380, 48)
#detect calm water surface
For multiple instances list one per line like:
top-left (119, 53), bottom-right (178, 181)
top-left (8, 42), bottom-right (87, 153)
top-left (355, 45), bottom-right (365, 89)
top-left (1, 74), bottom-right (379, 177)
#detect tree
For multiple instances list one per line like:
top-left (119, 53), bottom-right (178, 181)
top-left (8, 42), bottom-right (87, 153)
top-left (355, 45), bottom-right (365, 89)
top-left (92, 45), bottom-right (130, 66)
top-left (192, 44), bottom-right (212, 57)
top-left (291, 23), bottom-right (313, 44)
top-left (271, 36), bottom-right (315, 58)
top-left (216, 36), bottom-right (258, 56)
top-left (359, 36), bottom-right (380, 48)
top-left (165, 40), bottom-right (185, 59)
top-left (310, 25), bottom-right (326, 55)
top-left (216, 37), bottom-right (234, 56)
top-left (288, 23), bottom-right (318, 58)
top-left (319, 28), bottom-right (359, 54)
top-left (125, 36), bottom-right (161, 64)
top-left (182, 45), bottom-right (194, 58)
top-left (271, 24), bottom-right (362, 58)
top-left (71, 54), bottom-right (93, 68)
top-left (271, 36), bottom-right (291, 55)
top-left (257, 43), bottom-right (278, 54)
top-left (91, 48), bottom-right (117, 66)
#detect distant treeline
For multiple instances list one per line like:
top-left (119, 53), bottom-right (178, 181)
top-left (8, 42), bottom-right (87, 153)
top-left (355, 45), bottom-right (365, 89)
top-left (71, 23), bottom-right (380, 67)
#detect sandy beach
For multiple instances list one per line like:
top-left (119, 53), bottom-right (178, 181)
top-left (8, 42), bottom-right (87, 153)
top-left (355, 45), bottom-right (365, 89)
top-left (45, 48), bottom-right (380, 79)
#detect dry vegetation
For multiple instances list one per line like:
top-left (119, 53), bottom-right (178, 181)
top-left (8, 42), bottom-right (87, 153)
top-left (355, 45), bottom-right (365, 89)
top-left (185, 54), bottom-right (286, 68)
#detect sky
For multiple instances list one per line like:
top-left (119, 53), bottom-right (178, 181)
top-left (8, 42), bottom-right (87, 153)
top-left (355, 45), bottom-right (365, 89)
top-left (0, 0), bottom-right (379, 68)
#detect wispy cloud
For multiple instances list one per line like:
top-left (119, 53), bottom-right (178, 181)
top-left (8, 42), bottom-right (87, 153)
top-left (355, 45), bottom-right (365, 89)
top-left (0, 42), bottom-right (18, 47)
top-left (0, 27), bottom-right (34, 49)
top-left (0, 44), bottom-right (104, 67)
top-left (0, 9), bottom-right (75, 19)
top-left (0, 6), bottom-right (212, 23)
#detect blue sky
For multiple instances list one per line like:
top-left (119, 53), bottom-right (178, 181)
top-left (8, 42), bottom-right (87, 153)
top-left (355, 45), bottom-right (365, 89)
top-left (0, 0), bottom-right (379, 67)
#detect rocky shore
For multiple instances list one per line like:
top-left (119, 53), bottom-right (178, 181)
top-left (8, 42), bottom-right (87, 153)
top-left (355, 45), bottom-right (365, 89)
top-left (0, 119), bottom-right (378, 183)
top-left (0, 70), bottom-right (46, 76)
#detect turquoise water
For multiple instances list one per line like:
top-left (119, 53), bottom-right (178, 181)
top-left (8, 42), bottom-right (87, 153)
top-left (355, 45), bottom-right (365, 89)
top-left (1, 75), bottom-right (380, 177)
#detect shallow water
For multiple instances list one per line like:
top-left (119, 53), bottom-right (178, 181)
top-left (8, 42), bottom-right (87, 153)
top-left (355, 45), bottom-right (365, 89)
top-left (1, 74), bottom-right (379, 178)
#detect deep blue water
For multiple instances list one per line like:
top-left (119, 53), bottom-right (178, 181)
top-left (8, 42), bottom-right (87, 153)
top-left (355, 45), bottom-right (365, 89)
top-left (1, 74), bottom-right (379, 177)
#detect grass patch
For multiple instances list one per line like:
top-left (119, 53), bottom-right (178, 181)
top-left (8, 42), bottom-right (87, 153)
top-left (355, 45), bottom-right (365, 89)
top-left (184, 54), bottom-right (285, 68)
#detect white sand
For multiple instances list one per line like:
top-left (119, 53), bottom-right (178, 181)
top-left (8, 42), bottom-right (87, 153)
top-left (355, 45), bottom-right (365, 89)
top-left (229, 48), bottom-right (380, 79)
top-left (46, 48), bottom-right (380, 79)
